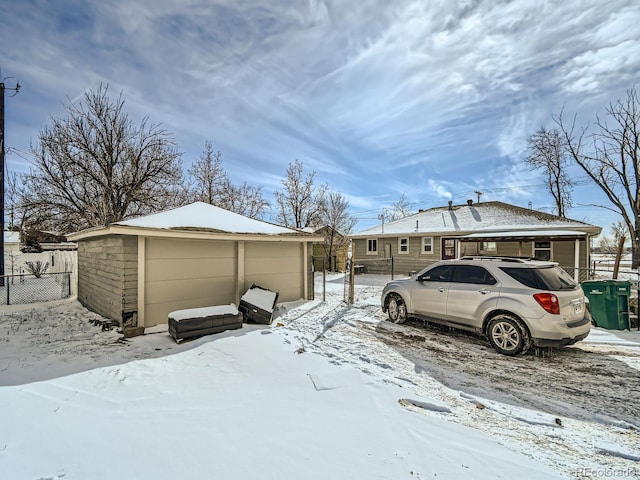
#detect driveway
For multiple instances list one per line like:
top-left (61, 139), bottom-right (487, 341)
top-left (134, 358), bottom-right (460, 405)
top-left (373, 317), bottom-right (640, 427)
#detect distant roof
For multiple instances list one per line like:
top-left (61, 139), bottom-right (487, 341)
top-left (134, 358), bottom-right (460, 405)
top-left (69, 202), bottom-right (318, 240)
top-left (351, 201), bottom-right (602, 237)
top-left (3, 231), bottom-right (20, 244)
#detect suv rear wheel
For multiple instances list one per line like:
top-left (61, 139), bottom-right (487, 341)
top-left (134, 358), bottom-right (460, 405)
top-left (386, 295), bottom-right (407, 324)
top-left (487, 314), bottom-right (531, 356)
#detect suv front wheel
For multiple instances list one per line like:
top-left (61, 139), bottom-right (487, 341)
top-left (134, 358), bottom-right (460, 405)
top-left (386, 295), bottom-right (407, 324)
top-left (487, 314), bottom-right (531, 356)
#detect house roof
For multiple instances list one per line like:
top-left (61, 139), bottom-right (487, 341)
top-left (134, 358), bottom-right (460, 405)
top-left (68, 202), bottom-right (322, 242)
top-left (351, 201), bottom-right (602, 238)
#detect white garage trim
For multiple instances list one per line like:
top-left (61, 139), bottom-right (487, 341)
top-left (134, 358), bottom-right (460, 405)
top-left (138, 236), bottom-right (146, 326)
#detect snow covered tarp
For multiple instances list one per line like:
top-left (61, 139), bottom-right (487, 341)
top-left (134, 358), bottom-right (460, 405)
top-left (239, 285), bottom-right (279, 324)
top-left (168, 304), bottom-right (242, 341)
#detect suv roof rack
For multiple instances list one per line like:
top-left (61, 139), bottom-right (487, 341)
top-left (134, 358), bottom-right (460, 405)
top-left (460, 256), bottom-right (532, 263)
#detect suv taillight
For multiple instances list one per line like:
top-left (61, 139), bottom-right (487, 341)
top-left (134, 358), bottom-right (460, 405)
top-left (533, 293), bottom-right (560, 314)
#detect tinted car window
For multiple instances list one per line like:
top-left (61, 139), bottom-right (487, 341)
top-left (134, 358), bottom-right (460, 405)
top-left (419, 265), bottom-right (451, 282)
top-left (450, 265), bottom-right (497, 285)
top-left (500, 266), bottom-right (578, 291)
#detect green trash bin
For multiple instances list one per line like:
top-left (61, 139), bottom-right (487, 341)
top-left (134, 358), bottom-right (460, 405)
top-left (581, 280), bottom-right (631, 330)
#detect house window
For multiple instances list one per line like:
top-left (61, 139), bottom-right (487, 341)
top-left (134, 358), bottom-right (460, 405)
top-left (422, 237), bottom-right (433, 254)
top-left (367, 239), bottom-right (378, 255)
top-left (534, 241), bottom-right (551, 261)
top-left (398, 238), bottom-right (409, 254)
top-left (480, 241), bottom-right (497, 252)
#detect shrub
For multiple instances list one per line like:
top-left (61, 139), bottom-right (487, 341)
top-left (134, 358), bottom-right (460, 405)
top-left (25, 261), bottom-right (50, 278)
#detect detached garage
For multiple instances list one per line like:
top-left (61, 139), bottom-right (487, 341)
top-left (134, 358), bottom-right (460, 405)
top-left (67, 202), bottom-right (321, 328)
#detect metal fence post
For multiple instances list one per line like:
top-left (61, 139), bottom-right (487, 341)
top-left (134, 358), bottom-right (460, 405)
top-left (5, 275), bottom-right (9, 305)
top-left (391, 256), bottom-right (394, 280)
top-left (322, 257), bottom-right (326, 302)
top-left (349, 259), bottom-right (355, 304)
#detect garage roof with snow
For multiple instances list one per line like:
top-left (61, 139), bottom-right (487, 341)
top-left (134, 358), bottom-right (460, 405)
top-left (114, 202), bottom-right (300, 235)
top-left (69, 202), bottom-right (320, 241)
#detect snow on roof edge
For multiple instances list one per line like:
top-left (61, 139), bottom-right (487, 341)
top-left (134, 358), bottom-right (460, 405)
top-left (351, 201), bottom-right (602, 237)
top-left (68, 202), bottom-right (321, 239)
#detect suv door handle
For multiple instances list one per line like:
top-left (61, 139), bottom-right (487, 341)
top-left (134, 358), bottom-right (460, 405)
top-left (478, 289), bottom-right (491, 294)
top-left (438, 287), bottom-right (446, 292)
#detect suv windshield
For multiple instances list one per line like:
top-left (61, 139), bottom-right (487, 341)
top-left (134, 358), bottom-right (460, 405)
top-left (499, 265), bottom-right (578, 291)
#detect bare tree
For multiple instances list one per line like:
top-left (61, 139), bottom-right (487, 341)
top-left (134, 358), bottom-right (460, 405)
top-left (3, 170), bottom-right (44, 236)
top-left (188, 142), bottom-right (228, 204)
top-left (219, 179), bottom-right (269, 220)
top-left (525, 127), bottom-right (573, 218)
top-left (23, 84), bottom-right (184, 233)
top-left (611, 221), bottom-right (628, 279)
top-left (4, 171), bottom-right (25, 230)
top-left (187, 143), bottom-right (269, 219)
top-left (597, 221), bottom-right (628, 278)
top-left (556, 88), bottom-right (640, 268)
top-left (319, 191), bottom-right (357, 271)
top-left (387, 193), bottom-right (411, 221)
top-left (274, 160), bottom-right (327, 229)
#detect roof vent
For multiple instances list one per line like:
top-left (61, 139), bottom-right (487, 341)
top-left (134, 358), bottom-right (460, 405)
top-left (448, 200), bottom-right (453, 210)
top-left (467, 199), bottom-right (473, 206)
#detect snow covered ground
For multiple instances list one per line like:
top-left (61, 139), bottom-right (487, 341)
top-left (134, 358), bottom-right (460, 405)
top-left (0, 274), bottom-right (639, 479)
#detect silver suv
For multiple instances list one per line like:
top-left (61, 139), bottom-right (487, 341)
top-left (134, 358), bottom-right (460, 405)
top-left (381, 256), bottom-right (591, 355)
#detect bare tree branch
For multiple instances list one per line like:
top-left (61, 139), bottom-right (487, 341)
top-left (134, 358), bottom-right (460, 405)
top-left (555, 88), bottom-right (640, 268)
top-left (187, 142), bottom-right (269, 219)
top-left (525, 127), bottom-right (573, 217)
top-left (319, 191), bottom-right (356, 271)
top-left (23, 84), bottom-right (184, 233)
top-left (274, 160), bottom-right (327, 229)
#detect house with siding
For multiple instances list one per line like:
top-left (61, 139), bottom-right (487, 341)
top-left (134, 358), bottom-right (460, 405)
top-left (310, 226), bottom-right (350, 272)
top-left (350, 200), bottom-right (602, 280)
top-left (67, 202), bottom-right (322, 329)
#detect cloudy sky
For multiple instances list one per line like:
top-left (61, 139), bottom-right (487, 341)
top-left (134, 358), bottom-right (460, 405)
top-left (1, 0), bottom-right (639, 232)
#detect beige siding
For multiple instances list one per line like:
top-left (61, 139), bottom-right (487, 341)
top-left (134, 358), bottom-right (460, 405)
top-left (351, 234), bottom-right (592, 279)
top-left (496, 241), bottom-right (530, 257)
top-left (551, 239), bottom-right (589, 280)
top-left (245, 241), bottom-right (304, 302)
top-left (553, 240), bottom-right (575, 267)
top-left (77, 235), bottom-right (137, 323)
top-left (459, 242), bottom-right (477, 256)
top-left (312, 242), bottom-right (349, 272)
top-left (353, 237), bottom-right (374, 259)
top-left (393, 236), bottom-right (432, 275)
top-left (352, 236), bottom-right (442, 274)
top-left (143, 238), bottom-right (236, 327)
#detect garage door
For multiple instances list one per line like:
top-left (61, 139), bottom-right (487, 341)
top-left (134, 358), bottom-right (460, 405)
top-left (244, 241), bottom-right (303, 302)
top-left (144, 238), bottom-right (236, 326)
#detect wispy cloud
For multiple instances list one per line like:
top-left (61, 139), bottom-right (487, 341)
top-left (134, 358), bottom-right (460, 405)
top-left (1, 0), bottom-right (638, 229)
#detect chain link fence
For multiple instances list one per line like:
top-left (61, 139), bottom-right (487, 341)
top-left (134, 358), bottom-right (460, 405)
top-left (0, 272), bottom-right (72, 305)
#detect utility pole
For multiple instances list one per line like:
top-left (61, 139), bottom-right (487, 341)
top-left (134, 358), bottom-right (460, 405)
top-left (378, 211), bottom-right (386, 234)
top-left (475, 190), bottom-right (483, 204)
top-left (0, 72), bottom-right (21, 287)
